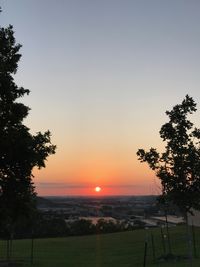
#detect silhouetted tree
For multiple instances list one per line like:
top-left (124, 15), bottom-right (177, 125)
top-left (137, 95), bottom-right (200, 218)
top-left (69, 219), bottom-right (95, 236)
top-left (96, 219), bottom-right (120, 233)
top-left (0, 20), bottom-right (56, 235)
top-left (137, 95), bottom-right (200, 260)
top-left (33, 214), bottom-right (68, 238)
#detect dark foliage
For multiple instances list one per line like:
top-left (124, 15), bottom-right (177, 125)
top-left (0, 19), bottom-right (56, 234)
top-left (137, 95), bottom-right (200, 216)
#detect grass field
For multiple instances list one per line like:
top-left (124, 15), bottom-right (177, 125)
top-left (0, 226), bottom-right (200, 266)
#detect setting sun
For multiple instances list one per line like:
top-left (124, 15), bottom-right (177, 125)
top-left (95, 186), bottom-right (101, 192)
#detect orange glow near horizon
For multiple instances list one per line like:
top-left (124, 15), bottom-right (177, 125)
top-left (34, 179), bottom-right (161, 197)
top-left (32, 138), bottom-right (162, 196)
top-left (33, 153), bottom-right (161, 196)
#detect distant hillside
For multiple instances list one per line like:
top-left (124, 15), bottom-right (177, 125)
top-left (36, 196), bottom-right (55, 208)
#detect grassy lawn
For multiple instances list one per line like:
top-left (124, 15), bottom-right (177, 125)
top-left (0, 226), bottom-right (200, 266)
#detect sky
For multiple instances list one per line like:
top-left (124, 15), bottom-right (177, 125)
top-left (1, 0), bottom-right (200, 196)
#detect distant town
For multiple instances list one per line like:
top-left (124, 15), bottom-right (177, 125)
top-left (37, 195), bottom-right (184, 230)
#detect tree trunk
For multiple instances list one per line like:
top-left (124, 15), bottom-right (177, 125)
top-left (164, 208), bottom-right (172, 254)
top-left (185, 213), bottom-right (193, 266)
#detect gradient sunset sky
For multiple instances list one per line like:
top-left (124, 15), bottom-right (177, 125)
top-left (2, 1), bottom-right (200, 196)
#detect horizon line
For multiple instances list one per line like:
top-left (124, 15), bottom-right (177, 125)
top-left (38, 194), bottom-right (159, 197)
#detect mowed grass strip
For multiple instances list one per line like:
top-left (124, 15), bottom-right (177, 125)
top-left (0, 226), bottom-right (199, 266)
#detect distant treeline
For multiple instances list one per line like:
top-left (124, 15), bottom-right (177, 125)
top-left (0, 213), bottom-right (145, 239)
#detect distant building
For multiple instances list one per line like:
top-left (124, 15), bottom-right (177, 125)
top-left (152, 215), bottom-right (184, 225)
top-left (139, 215), bottom-right (184, 228)
top-left (140, 219), bottom-right (158, 227)
top-left (188, 209), bottom-right (200, 227)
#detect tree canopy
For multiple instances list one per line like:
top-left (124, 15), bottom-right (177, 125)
top-left (0, 23), bottom-right (56, 229)
top-left (137, 95), bottom-right (200, 216)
